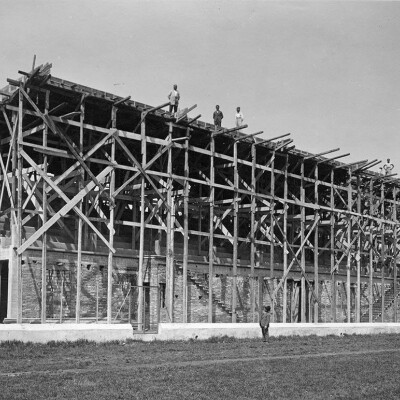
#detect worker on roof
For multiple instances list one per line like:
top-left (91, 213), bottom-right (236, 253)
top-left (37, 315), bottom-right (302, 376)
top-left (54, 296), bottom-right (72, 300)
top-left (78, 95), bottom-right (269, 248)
top-left (213, 105), bottom-right (224, 129)
top-left (235, 106), bottom-right (244, 127)
top-left (383, 158), bottom-right (394, 175)
top-left (168, 84), bottom-right (180, 114)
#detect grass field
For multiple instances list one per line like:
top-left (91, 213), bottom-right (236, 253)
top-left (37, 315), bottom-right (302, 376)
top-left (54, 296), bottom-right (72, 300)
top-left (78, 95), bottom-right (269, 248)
top-left (1, 334), bottom-right (400, 399)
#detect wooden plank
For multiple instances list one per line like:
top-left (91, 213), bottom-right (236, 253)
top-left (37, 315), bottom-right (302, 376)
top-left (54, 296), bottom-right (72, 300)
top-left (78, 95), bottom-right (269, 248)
top-left (41, 90), bottom-right (49, 324)
top-left (208, 133), bottom-right (215, 323)
top-left (182, 129), bottom-right (189, 323)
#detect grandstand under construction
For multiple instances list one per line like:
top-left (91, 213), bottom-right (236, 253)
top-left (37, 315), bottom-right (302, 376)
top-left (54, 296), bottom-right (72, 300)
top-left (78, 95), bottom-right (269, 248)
top-left (0, 63), bottom-right (399, 330)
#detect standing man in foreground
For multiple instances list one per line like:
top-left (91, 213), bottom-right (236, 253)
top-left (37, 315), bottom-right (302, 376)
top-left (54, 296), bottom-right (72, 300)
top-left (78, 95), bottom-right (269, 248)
top-left (168, 84), bottom-right (180, 114)
top-left (260, 305), bottom-right (271, 342)
top-left (213, 105), bottom-right (224, 129)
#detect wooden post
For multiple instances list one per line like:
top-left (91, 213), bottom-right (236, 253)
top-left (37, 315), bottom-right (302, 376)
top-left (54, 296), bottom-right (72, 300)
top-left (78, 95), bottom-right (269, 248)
top-left (381, 182), bottom-right (385, 322)
top-left (182, 128), bottom-right (190, 323)
top-left (41, 90), bottom-right (49, 324)
top-left (166, 122), bottom-right (174, 322)
top-left (16, 86), bottom-right (23, 323)
top-left (346, 169), bottom-right (352, 322)
top-left (250, 143), bottom-right (256, 321)
top-left (138, 113), bottom-right (146, 329)
top-left (369, 178), bottom-right (374, 322)
top-left (232, 140), bottom-right (238, 323)
top-left (76, 97), bottom-right (85, 323)
top-left (96, 279), bottom-right (99, 323)
top-left (314, 163), bottom-right (319, 323)
top-left (59, 276), bottom-right (64, 324)
top-left (300, 161), bottom-right (306, 322)
top-left (208, 133), bottom-right (215, 323)
top-left (394, 187), bottom-right (398, 322)
top-left (106, 106), bottom-right (116, 323)
top-left (356, 175), bottom-right (361, 322)
top-left (329, 169), bottom-right (336, 322)
top-left (282, 155), bottom-right (288, 323)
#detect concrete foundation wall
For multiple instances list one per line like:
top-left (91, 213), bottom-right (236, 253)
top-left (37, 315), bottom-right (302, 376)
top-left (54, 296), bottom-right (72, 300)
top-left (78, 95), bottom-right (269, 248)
top-left (0, 323), bottom-right (133, 343)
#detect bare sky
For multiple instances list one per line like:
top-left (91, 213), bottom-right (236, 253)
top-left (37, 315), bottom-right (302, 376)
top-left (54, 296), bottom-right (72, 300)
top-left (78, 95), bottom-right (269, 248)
top-left (2, 1), bottom-right (400, 172)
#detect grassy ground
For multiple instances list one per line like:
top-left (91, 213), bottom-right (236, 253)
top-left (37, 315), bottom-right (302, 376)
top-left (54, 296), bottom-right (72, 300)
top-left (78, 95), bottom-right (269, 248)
top-left (1, 334), bottom-right (400, 399)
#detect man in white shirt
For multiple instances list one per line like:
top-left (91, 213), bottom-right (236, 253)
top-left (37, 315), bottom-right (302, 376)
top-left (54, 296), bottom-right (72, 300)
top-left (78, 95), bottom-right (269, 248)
top-left (235, 106), bottom-right (244, 127)
top-left (168, 84), bottom-right (180, 114)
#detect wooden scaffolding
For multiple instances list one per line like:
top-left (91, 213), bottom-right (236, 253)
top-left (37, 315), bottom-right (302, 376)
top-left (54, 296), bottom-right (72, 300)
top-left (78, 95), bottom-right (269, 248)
top-left (0, 63), bottom-right (399, 325)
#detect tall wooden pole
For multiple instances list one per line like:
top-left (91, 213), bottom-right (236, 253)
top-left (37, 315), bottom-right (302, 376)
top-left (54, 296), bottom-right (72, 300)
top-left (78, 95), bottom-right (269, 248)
top-left (208, 134), bottom-right (215, 322)
top-left (330, 169), bottom-right (336, 322)
top-left (75, 98), bottom-right (85, 323)
top-left (250, 143), bottom-right (256, 321)
top-left (232, 141), bottom-right (238, 322)
top-left (166, 122), bottom-right (174, 321)
top-left (381, 182), bottom-right (385, 322)
top-left (41, 90), bottom-right (49, 323)
top-left (106, 106), bottom-right (116, 323)
top-left (369, 178), bottom-right (374, 322)
top-left (394, 187), bottom-right (398, 322)
top-left (356, 176), bottom-right (361, 322)
top-left (300, 161), bottom-right (306, 322)
top-left (282, 155), bottom-right (288, 323)
top-left (346, 169), bottom-right (352, 322)
top-left (314, 164), bottom-right (319, 322)
top-left (137, 113), bottom-right (146, 329)
top-left (182, 128), bottom-right (190, 322)
top-left (16, 86), bottom-right (23, 323)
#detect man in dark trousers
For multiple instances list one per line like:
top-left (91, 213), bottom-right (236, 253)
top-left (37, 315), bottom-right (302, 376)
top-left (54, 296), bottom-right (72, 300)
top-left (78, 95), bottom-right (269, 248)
top-left (213, 105), bottom-right (223, 129)
top-left (260, 305), bottom-right (271, 342)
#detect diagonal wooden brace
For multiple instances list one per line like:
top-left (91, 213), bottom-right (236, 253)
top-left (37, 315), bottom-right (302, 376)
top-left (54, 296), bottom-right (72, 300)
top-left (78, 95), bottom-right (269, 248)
top-left (18, 150), bottom-right (115, 254)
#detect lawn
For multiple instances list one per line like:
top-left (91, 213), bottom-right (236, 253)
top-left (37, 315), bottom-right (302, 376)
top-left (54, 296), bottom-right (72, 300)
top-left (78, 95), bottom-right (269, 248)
top-left (1, 334), bottom-right (400, 399)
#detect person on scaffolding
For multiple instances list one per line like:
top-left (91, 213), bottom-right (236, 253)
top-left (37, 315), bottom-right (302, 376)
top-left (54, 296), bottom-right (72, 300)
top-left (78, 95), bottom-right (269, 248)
top-left (260, 305), bottom-right (271, 342)
top-left (213, 105), bottom-right (224, 129)
top-left (168, 84), bottom-right (180, 114)
top-left (235, 106), bottom-right (244, 127)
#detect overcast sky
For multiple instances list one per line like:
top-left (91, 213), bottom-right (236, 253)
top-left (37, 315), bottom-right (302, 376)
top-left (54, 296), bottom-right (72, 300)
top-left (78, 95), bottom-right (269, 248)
top-left (2, 1), bottom-right (400, 172)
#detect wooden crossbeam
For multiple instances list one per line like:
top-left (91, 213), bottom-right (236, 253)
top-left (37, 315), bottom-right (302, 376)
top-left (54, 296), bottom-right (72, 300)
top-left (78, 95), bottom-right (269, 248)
top-left (19, 150), bottom-right (115, 254)
top-left (304, 148), bottom-right (340, 160)
top-left (256, 132), bottom-right (290, 145)
top-left (20, 87), bottom-right (114, 206)
top-left (213, 124), bottom-right (248, 137)
top-left (176, 104), bottom-right (197, 123)
top-left (113, 96), bottom-right (131, 106)
top-left (114, 135), bottom-right (170, 211)
top-left (317, 153), bottom-right (350, 165)
top-left (235, 131), bottom-right (263, 142)
top-left (134, 101), bottom-right (170, 132)
top-left (187, 114), bottom-right (201, 125)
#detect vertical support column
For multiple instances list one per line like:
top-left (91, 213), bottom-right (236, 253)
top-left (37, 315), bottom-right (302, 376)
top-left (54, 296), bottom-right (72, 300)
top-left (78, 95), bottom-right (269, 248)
top-left (346, 169), bottom-right (352, 323)
top-left (314, 164), bottom-right (319, 323)
top-left (232, 140), bottom-right (238, 323)
top-left (270, 154), bottom-right (275, 280)
top-left (208, 134), bottom-right (215, 323)
top-left (76, 97), bottom-right (85, 323)
top-left (106, 106), bottom-right (116, 324)
top-left (16, 86), bottom-right (23, 323)
top-left (138, 113), bottom-right (147, 329)
top-left (182, 128), bottom-right (190, 323)
top-left (7, 111), bottom-right (18, 321)
top-left (250, 143), bottom-right (256, 321)
top-left (369, 179), bottom-right (374, 322)
top-left (381, 182), bottom-right (385, 322)
top-left (330, 169), bottom-right (336, 322)
top-left (300, 160), bottom-right (306, 322)
top-left (41, 90), bottom-right (49, 323)
top-left (282, 155), bottom-right (288, 323)
top-left (393, 187), bottom-right (398, 322)
top-left (356, 176), bottom-right (361, 322)
top-left (166, 122), bottom-right (174, 321)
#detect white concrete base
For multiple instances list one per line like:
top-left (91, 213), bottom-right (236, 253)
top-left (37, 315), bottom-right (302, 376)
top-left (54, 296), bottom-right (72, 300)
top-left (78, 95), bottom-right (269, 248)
top-left (149, 322), bottom-right (400, 342)
top-left (3, 322), bottom-right (400, 343)
top-left (0, 323), bottom-right (133, 343)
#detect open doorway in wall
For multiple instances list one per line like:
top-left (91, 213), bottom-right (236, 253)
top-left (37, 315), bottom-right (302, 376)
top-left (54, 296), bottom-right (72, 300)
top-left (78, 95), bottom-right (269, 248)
top-left (0, 261), bottom-right (8, 323)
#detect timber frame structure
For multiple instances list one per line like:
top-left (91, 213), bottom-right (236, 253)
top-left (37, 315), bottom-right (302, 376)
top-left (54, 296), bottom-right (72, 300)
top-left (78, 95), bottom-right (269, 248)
top-left (0, 63), bottom-right (400, 327)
